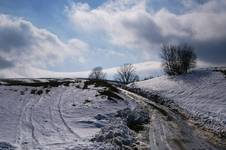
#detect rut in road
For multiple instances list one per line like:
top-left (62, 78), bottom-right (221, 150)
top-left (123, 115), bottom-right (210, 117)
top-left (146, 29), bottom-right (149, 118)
top-left (16, 95), bottom-right (44, 150)
top-left (57, 88), bottom-right (81, 140)
top-left (14, 87), bottom-right (82, 149)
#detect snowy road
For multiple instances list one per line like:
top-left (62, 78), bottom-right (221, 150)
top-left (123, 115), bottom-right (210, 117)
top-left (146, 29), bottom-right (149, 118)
top-left (121, 88), bottom-right (226, 150)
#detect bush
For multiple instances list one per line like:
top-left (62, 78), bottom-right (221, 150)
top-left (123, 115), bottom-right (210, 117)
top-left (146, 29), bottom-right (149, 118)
top-left (161, 44), bottom-right (197, 75)
top-left (88, 67), bottom-right (107, 80)
top-left (114, 64), bottom-right (139, 85)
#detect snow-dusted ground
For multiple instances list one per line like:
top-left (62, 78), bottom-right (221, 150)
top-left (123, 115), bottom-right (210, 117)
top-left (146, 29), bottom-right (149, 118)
top-left (0, 79), bottom-right (139, 149)
top-left (134, 70), bottom-right (226, 134)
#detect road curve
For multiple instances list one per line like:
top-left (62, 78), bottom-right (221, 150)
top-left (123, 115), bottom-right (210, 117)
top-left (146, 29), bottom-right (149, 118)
top-left (120, 88), bottom-right (226, 150)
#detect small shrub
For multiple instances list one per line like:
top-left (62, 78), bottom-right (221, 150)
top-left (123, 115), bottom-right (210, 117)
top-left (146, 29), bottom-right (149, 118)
top-left (45, 89), bottom-right (50, 94)
top-left (20, 91), bottom-right (25, 95)
top-left (221, 70), bottom-right (226, 78)
top-left (36, 90), bottom-right (43, 95)
top-left (98, 89), bottom-right (123, 102)
top-left (30, 89), bottom-right (37, 94)
top-left (88, 67), bottom-right (107, 80)
top-left (30, 89), bottom-right (43, 95)
top-left (83, 99), bottom-right (91, 104)
top-left (114, 64), bottom-right (139, 85)
top-left (161, 44), bottom-right (197, 75)
top-left (213, 69), bottom-right (226, 78)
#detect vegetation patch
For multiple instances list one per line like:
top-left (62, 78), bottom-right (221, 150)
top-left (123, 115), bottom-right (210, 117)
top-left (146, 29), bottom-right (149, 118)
top-left (83, 99), bottom-right (91, 104)
top-left (36, 90), bottom-right (43, 95)
top-left (83, 80), bottom-right (118, 92)
top-left (45, 89), bottom-right (50, 94)
top-left (98, 89), bottom-right (123, 102)
top-left (30, 89), bottom-right (37, 94)
top-left (220, 70), bottom-right (226, 78)
top-left (0, 79), bottom-right (79, 87)
top-left (213, 69), bottom-right (226, 78)
top-left (30, 89), bottom-right (43, 95)
top-left (0, 142), bottom-right (15, 150)
top-left (20, 91), bottom-right (25, 95)
top-left (83, 80), bottom-right (123, 102)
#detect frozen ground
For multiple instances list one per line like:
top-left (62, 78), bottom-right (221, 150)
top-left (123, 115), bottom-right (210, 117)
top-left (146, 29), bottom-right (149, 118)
top-left (0, 79), bottom-right (143, 150)
top-left (133, 70), bottom-right (226, 134)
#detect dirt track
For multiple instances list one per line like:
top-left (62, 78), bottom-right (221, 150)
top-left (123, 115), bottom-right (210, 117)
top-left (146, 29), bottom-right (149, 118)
top-left (121, 88), bottom-right (226, 150)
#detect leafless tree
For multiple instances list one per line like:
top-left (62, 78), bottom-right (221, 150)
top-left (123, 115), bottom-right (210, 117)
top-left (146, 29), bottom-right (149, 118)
top-left (161, 43), bottom-right (196, 75)
top-left (88, 66), bottom-right (106, 80)
top-left (114, 64), bottom-right (139, 84)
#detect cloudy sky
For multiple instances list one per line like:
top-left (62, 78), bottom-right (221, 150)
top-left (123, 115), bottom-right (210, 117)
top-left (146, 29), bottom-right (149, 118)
top-left (0, 0), bottom-right (225, 78)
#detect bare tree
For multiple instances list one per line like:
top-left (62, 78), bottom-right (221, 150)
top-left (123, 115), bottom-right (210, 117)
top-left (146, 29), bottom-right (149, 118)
top-left (161, 43), bottom-right (196, 75)
top-left (114, 64), bottom-right (139, 84)
top-left (89, 66), bottom-right (106, 80)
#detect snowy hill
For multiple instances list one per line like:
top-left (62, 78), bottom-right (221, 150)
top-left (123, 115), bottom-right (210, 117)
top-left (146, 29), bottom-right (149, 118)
top-left (134, 70), bottom-right (226, 134)
top-left (0, 79), bottom-right (149, 150)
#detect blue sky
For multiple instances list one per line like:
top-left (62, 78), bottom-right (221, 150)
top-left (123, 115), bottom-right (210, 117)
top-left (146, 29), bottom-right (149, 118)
top-left (0, 0), bottom-right (226, 78)
top-left (0, 0), bottom-right (74, 40)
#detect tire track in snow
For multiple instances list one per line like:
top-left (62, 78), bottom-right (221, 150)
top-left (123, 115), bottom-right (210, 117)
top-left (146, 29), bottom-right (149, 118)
top-left (16, 92), bottom-right (43, 149)
top-left (29, 96), bottom-right (43, 145)
top-left (47, 90), bottom-right (67, 142)
top-left (15, 93), bottom-right (37, 145)
top-left (15, 96), bottom-right (29, 146)
top-left (57, 88), bottom-right (81, 140)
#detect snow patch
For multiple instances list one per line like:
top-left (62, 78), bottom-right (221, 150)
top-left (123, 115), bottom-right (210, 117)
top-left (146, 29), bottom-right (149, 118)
top-left (0, 79), bottom-right (138, 149)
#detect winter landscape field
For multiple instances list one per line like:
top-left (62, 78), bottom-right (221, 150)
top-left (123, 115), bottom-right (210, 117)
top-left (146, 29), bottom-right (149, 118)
top-left (1, 0), bottom-right (226, 149)
top-left (0, 69), bottom-right (226, 149)
top-left (0, 79), bottom-right (148, 149)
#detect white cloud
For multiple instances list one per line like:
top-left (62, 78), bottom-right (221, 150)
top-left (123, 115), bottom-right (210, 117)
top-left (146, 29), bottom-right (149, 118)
top-left (153, 1), bottom-right (226, 42)
top-left (1, 0), bottom-right (226, 78)
top-left (67, 0), bottom-right (151, 50)
top-left (0, 14), bottom-right (90, 69)
top-left (67, 0), bottom-right (226, 64)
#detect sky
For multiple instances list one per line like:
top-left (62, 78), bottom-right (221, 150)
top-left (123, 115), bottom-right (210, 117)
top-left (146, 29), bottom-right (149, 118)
top-left (0, 0), bottom-right (225, 78)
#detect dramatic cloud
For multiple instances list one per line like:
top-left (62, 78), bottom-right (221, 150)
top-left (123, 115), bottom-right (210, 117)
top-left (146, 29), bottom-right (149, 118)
top-left (0, 0), bottom-right (225, 78)
top-left (67, 0), bottom-right (226, 65)
top-left (0, 14), bottom-right (90, 70)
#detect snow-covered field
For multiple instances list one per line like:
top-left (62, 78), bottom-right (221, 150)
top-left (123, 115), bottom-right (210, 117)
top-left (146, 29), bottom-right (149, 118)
top-left (133, 70), bottom-right (226, 134)
top-left (0, 79), bottom-right (144, 150)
